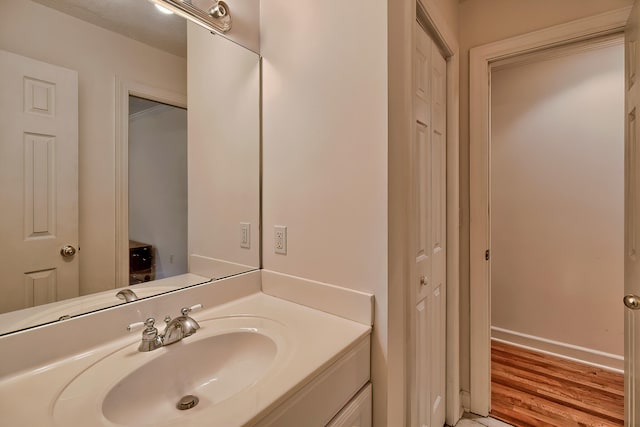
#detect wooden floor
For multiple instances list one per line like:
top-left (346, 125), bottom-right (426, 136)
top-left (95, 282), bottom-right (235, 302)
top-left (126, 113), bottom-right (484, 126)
top-left (490, 341), bottom-right (624, 427)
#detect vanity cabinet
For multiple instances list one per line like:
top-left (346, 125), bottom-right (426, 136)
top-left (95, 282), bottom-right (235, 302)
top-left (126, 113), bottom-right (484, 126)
top-left (326, 383), bottom-right (372, 427)
top-left (254, 336), bottom-right (370, 427)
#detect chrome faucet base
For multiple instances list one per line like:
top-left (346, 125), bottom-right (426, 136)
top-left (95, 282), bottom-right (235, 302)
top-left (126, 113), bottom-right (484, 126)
top-left (128, 318), bottom-right (163, 352)
top-left (127, 304), bottom-right (203, 352)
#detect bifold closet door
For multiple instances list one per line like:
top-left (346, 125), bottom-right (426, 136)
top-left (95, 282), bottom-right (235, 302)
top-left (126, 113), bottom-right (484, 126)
top-left (411, 22), bottom-right (447, 427)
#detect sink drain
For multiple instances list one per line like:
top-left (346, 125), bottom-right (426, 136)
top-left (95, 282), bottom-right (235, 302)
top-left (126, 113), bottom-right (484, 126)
top-left (177, 395), bottom-right (199, 410)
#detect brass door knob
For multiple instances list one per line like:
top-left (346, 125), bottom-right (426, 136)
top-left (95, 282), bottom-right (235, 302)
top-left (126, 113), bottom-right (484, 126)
top-left (60, 245), bottom-right (76, 258)
top-left (624, 294), bottom-right (640, 310)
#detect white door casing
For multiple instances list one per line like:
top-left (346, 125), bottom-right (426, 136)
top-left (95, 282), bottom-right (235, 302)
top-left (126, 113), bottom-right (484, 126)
top-left (468, 8), bottom-right (631, 417)
top-left (625, 2), bottom-right (640, 424)
top-left (0, 50), bottom-right (79, 314)
top-left (411, 22), bottom-right (447, 427)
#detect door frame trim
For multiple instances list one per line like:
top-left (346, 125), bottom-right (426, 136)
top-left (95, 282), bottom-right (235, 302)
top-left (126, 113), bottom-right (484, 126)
top-left (468, 6), bottom-right (631, 416)
top-left (114, 78), bottom-right (187, 287)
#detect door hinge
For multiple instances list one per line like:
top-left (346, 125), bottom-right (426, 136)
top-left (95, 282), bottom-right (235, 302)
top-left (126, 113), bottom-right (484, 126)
top-left (485, 249), bottom-right (490, 261)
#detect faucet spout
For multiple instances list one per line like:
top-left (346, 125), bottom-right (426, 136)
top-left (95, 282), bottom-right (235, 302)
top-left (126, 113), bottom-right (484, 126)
top-left (179, 306), bottom-right (201, 336)
top-left (162, 306), bottom-right (201, 346)
top-left (116, 289), bottom-right (139, 302)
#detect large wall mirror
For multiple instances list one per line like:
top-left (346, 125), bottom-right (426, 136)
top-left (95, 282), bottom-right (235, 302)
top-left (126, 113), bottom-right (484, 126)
top-left (0, 0), bottom-right (260, 335)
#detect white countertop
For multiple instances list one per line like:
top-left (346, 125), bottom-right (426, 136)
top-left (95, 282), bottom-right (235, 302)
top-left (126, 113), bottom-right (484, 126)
top-left (0, 292), bottom-right (371, 427)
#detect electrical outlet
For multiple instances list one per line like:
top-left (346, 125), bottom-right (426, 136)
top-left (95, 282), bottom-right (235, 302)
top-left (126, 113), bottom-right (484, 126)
top-left (274, 225), bottom-right (287, 254)
top-left (240, 223), bottom-right (251, 249)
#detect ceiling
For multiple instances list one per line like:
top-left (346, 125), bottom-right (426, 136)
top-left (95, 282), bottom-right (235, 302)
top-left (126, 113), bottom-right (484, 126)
top-left (31, 0), bottom-right (187, 57)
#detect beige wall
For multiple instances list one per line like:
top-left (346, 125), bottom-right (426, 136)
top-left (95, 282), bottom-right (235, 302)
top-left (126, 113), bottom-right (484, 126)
top-left (219, 0), bottom-right (261, 53)
top-left (491, 42), bottom-right (624, 357)
top-left (427, 0), bottom-right (459, 37)
top-left (187, 22), bottom-right (260, 273)
top-left (459, 0), bottom-right (632, 393)
top-left (0, 0), bottom-right (187, 295)
top-left (260, 0), bottom-right (388, 424)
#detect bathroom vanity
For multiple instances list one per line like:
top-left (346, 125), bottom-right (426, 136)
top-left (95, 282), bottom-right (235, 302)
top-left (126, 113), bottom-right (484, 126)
top-left (0, 271), bottom-right (373, 426)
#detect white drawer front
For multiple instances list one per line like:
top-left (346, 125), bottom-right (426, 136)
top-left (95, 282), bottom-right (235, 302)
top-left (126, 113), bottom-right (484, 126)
top-left (326, 383), bottom-right (372, 427)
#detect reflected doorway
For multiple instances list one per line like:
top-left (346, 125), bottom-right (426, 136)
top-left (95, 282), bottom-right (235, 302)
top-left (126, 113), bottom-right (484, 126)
top-left (128, 96), bottom-right (188, 284)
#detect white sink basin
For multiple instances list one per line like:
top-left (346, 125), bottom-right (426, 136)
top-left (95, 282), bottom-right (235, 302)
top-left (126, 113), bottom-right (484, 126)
top-left (53, 316), bottom-right (288, 427)
top-left (102, 331), bottom-right (277, 425)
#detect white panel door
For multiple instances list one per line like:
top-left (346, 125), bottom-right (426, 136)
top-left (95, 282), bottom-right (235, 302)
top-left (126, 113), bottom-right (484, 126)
top-left (414, 20), bottom-right (432, 307)
top-left (0, 50), bottom-right (79, 314)
top-left (411, 23), bottom-right (447, 427)
top-left (429, 33), bottom-right (447, 427)
top-left (626, 3), bottom-right (640, 424)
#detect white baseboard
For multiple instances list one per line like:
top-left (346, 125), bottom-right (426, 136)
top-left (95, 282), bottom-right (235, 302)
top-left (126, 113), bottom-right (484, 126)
top-left (458, 390), bottom-right (471, 419)
top-left (461, 390), bottom-right (470, 413)
top-left (491, 326), bottom-right (623, 373)
top-left (261, 270), bottom-right (374, 326)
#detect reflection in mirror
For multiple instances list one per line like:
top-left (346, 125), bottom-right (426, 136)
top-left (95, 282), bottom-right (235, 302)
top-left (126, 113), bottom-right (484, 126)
top-left (0, 0), bottom-right (260, 336)
top-left (128, 96), bottom-right (188, 284)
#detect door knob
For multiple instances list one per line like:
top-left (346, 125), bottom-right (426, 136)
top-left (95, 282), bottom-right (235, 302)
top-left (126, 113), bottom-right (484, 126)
top-left (60, 245), bottom-right (77, 258)
top-left (624, 294), bottom-right (640, 310)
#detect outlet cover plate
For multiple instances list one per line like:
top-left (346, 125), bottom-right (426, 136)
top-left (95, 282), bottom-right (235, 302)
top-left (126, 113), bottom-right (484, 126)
top-left (274, 225), bottom-right (287, 255)
top-left (240, 223), bottom-right (251, 249)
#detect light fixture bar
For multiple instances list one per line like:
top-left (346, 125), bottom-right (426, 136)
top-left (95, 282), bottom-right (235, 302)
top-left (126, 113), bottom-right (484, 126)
top-left (149, 0), bottom-right (232, 34)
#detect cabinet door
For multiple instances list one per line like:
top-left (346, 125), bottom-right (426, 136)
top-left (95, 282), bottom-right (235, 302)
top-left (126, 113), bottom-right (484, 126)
top-left (326, 383), bottom-right (372, 427)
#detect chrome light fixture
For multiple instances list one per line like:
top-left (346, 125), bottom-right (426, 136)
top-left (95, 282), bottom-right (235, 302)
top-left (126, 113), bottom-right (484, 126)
top-left (149, 0), bottom-right (232, 34)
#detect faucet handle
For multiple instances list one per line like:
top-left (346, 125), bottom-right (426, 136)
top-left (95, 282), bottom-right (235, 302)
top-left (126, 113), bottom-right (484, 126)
top-left (181, 304), bottom-right (203, 316)
top-left (127, 317), bottom-right (156, 332)
top-left (127, 318), bottom-right (163, 352)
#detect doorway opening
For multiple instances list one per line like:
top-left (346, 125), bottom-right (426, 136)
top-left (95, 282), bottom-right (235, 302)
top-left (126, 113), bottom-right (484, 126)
top-left (127, 96), bottom-right (188, 285)
top-left (488, 36), bottom-right (624, 425)
top-left (469, 9), bottom-right (631, 420)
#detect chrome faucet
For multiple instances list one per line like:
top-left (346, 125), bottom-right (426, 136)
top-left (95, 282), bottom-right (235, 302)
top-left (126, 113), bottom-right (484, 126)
top-left (127, 304), bottom-right (202, 352)
top-left (116, 289), bottom-right (139, 302)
